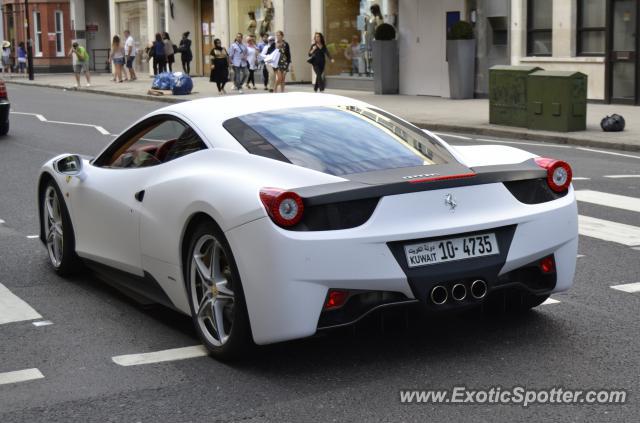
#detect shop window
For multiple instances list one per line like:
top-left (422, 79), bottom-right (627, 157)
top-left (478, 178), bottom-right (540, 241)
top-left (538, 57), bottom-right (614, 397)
top-left (55, 11), bottom-right (64, 56)
top-left (577, 0), bottom-right (606, 56)
top-left (229, 0), bottom-right (270, 40)
top-left (527, 0), bottom-right (552, 56)
top-left (34, 11), bottom-right (43, 57)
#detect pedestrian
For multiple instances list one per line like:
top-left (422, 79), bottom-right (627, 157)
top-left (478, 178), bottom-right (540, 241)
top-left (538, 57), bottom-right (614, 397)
top-left (308, 32), bottom-right (334, 93)
top-left (152, 33), bottom-right (167, 75)
top-left (179, 31), bottom-right (193, 74)
top-left (2, 41), bottom-right (11, 75)
top-left (210, 38), bottom-right (230, 95)
top-left (163, 32), bottom-right (175, 72)
top-left (16, 42), bottom-right (27, 76)
top-left (344, 35), bottom-right (362, 76)
top-left (109, 35), bottom-right (125, 83)
top-left (247, 11), bottom-right (257, 37)
top-left (68, 42), bottom-right (91, 88)
top-left (275, 31), bottom-right (291, 91)
top-left (274, 40), bottom-right (289, 93)
top-left (260, 35), bottom-right (276, 92)
top-left (229, 33), bottom-right (248, 94)
top-left (246, 36), bottom-right (258, 90)
top-left (123, 30), bottom-right (137, 81)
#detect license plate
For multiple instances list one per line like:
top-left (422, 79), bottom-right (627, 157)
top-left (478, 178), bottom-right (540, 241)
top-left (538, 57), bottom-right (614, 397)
top-left (404, 233), bottom-right (499, 268)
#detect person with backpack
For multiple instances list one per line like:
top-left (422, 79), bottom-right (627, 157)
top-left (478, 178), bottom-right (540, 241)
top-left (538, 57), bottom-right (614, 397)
top-left (68, 42), bottom-right (91, 88)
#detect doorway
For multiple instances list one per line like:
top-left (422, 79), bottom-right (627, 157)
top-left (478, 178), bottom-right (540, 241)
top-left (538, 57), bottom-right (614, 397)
top-left (607, 0), bottom-right (638, 103)
top-left (200, 1), bottom-right (214, 76)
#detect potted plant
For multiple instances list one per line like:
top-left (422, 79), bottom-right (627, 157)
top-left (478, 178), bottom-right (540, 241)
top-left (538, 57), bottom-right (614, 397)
top-left (447, 21), bottom-right (476, 99)
top-left (373, 23), bottom-right (398, 95)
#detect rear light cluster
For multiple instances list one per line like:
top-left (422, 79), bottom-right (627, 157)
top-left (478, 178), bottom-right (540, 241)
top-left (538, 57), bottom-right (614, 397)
top-left (324, 289), bottom-right (350, 310)
top-left (534, 157), bottom-right (572, 192)
top-left (0, 81), bottom-right (7, 100)
top-left (259, 188), bottom-right (305, 227)
top-left (539, 255), bottom-right (555, 274)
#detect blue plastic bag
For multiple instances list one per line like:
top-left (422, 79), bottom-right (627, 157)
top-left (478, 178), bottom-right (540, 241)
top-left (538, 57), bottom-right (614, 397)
top-left (172, 72), bottom-right (193, 95)
top-left (151, 72), bottom-right (175, 90)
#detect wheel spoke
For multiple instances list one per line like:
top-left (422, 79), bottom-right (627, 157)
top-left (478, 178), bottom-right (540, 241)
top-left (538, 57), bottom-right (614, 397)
top-left (197, 293), bottom-right (214, 319)
top-left (212, 299), bottom-right (228, 342)
top-left (52, 234), bottom-right (61, 262)
top-left (211, 241), bottom-right (224, 283)
top-left (193, 255), bottom-right (213, 288)
top-left (216, 280), bottom-right (234, 299)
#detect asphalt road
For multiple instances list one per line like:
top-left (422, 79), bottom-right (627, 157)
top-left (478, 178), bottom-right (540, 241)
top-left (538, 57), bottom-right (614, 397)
top-left (0, 85), bottom-right (639, 422)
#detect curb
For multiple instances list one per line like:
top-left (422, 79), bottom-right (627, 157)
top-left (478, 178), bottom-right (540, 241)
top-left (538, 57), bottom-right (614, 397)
top-left (7, 80), bottom-right (640, 154)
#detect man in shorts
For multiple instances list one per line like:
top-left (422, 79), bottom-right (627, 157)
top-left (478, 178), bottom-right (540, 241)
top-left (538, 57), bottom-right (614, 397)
top-left (69, 42), bottom-right (91, 88)
top-left (124, 30), bottom-right (137, 81)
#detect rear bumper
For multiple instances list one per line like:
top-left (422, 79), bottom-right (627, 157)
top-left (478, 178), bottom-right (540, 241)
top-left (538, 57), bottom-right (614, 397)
top-left (226, 183), bottom-right (578, 345)
top-left (0, 100), bottom-right (10, 124)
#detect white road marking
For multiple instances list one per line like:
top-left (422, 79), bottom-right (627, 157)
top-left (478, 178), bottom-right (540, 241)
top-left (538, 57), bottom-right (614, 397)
top-left (578, 215), bottom-right (640, 246)
top-left (434, 132), bottom-right (472, 140)
top-left (577, 254), bottom-right (585, 258)
top-left (0, 283), bottom-right (42, 324)
top-left (475, 138), bottom-right (571, 148)
top-left (26, 235), bottom-right (39, 239)
top-left (604, 175), bottom-right (640, 179)
top-left (576, 147), bottom-right (640, 160)
top-left (542, 298), bottom-right (560, 305)
top-left (32, 320), bottom-right (53, 327)
top-left (0, 368), bottom-right (44, 386)
top-left (0, 218), bottom-right (5, 225)
top-left (611, 282), bottom-right (640, 293)
top-left (112, 345), bottom-right (209, 366)
top-left (9, 111), bottom-right (111, 135)
top-left (576, 190), bottom-right (640, 213)
top-left (572, 177), bottom-right (591, 181)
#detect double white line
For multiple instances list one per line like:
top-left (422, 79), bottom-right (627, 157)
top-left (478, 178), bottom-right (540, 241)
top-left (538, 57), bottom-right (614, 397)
top-left (10, 111), bottom-right (110, 135)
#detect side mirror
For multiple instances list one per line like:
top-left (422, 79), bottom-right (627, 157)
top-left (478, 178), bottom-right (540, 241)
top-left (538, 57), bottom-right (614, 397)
top-left (54, 155), bottom-right (86, 180)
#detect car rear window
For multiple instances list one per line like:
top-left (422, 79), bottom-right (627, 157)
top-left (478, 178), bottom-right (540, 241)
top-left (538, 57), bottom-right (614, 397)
top-left (223, 106), bottom-right (456, 176)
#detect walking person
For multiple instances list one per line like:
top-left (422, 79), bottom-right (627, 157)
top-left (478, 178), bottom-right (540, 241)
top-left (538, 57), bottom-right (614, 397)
top-left (2, 42), bottom-right (11, 76)
top-left (257, 34), bottom-right (269, 90)
top-left (245, 36), bottom-right (258, 90)
top-left (344, 35), bottom-right (362, 76)
top-left (260, 35), bottom-right (276, 92)
top-left (109, 35), bottom-right (125, 83)
top-left (209, 39), bottom-right (230, 95)
top-left (163, 32), bottom-right (175, 72)
top-left (152, 33), bottom-right (166, 75)
top-left (274, 40), bottom-right (289, 93)
top-left (123, 30), bottom-right (137, 81)
top-left (308, 32), bottom-right (334, 92)
top-left (229, 33), bottom-right (248, 93)
top-left (68, 42), bottom-right (91, 88)
top-left (179, 31), bottom-right (193, 74)
top-left (16, 42), bottom-right (27, 77)
top-left (275, 31), bottom-right (291, 91)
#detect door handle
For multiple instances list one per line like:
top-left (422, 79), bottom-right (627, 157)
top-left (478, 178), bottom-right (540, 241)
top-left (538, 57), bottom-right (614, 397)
top-left (134, 190), bottom-right (145, 202)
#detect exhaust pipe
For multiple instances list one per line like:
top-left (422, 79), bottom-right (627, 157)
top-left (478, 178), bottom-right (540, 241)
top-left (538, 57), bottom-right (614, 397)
top-left (430, 285), bottom-right (448, 305)
top-left (470, 280), bottom-right (487, 299)
top-left (451, 283), bottom-right (467, 301)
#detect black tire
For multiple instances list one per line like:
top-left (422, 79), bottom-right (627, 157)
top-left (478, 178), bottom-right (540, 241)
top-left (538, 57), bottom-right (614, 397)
top-left (0, 121), bottom-right (9, 136)
top-left (41, 180), bottom-right (81, 276)
top-left (184, 219), bottom-right (253, 360)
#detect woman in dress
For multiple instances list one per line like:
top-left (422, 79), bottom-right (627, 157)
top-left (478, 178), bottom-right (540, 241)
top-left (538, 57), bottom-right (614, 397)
top-left (179, 31), bottom-right (193, 74)
top-left (245, 36), bottom-right (258, 90)
top-left (308, 32), bottom-right (334, 92)
top-left (109, 35), bottom-right (125, 83)
top-left (210, 38), bottom-right (230, 95)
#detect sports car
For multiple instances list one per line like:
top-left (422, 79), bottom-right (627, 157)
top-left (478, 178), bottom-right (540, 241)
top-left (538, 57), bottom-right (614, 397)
top-left (38, 93), bottom-right (578, 359)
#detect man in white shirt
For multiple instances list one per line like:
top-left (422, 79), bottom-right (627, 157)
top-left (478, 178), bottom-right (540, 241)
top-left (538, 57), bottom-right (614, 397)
top-left (124, 30), bottom-right (137, 81)
top-left (228, 33), bottom-right (248, 93)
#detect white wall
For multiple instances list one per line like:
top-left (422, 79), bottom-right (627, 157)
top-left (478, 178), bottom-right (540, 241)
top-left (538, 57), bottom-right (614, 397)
top-left (399, 0), bottom-right (466, 97)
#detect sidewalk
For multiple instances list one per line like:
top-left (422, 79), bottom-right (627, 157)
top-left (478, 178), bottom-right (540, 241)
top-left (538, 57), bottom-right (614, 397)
top-left (5, 72), bottom-right (640, 152)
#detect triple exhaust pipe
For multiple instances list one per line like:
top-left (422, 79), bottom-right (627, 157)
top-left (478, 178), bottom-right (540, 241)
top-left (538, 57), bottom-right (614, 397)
top-left (430, 280), bottom-right (487, 305)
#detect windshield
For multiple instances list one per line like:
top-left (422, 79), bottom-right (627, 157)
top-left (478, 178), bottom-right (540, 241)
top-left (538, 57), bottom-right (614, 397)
top-left (223, 106), bottom-right (456, 176)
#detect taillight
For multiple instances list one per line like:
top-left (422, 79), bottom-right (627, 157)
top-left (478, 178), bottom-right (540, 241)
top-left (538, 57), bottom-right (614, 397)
top-left (539, 255), bottom-right (555, 274)
top-left (0, 81), bottom-right (7, 100)
top-left (324, 289), bottom-right (350, 310)
top-left (534, 157), bottom-right (572, 192)
top-left (259, 188), bottom-right (305, 227)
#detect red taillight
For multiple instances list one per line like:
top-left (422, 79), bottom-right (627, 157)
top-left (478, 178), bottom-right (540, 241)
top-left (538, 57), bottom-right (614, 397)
top-left (324, 289), bottom-right (350, 310)
top-left (534, 157), bottom-right (572, 192)
top-left (540, 256), bottom-right (555, 274)
top-left (0, 81), bottom-right (7, 100)
top-left (407, 172), bottom-right (476, 184)
top-left (259, 188), bottom-right (305, 227)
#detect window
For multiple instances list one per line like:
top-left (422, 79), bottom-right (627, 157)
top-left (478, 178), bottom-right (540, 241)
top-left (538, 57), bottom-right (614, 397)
top-left (33, 11), bottom-right (42, 57)
top-left (55, 11), bottom-right (64, 56)
top-left (224, 106), bottom-right (455, 176)
top-left (99, 118), bottom-right (207, 169)
top-left (527, 0), bottom-right (553, 56)
top-left (578, 0), bottom-right (606, 55)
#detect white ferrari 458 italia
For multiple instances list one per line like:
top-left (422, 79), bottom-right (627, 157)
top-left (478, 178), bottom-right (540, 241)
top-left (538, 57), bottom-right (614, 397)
top-left (38, 93), bottom-right (578, 359)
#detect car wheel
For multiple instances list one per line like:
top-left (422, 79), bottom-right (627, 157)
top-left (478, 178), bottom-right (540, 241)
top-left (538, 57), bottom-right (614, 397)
top-left (185, 219), bottom-right (252, 360)
top-left (0, 121), bottom-right (8, 136)
top-left (42, 181), bottom-right (80, 275)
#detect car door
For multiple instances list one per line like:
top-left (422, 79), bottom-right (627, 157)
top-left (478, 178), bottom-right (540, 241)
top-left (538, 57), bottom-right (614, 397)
top-left (69, 116), bottom-right (189, 276)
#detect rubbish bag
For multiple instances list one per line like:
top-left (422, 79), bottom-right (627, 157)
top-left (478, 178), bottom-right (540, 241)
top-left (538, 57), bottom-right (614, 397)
top-left (172, 72), bottom-right (193, 95)
top-left (600, 114), bottom-right (626, 132)
top-left (151, 72), bottom-right (175, 90)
